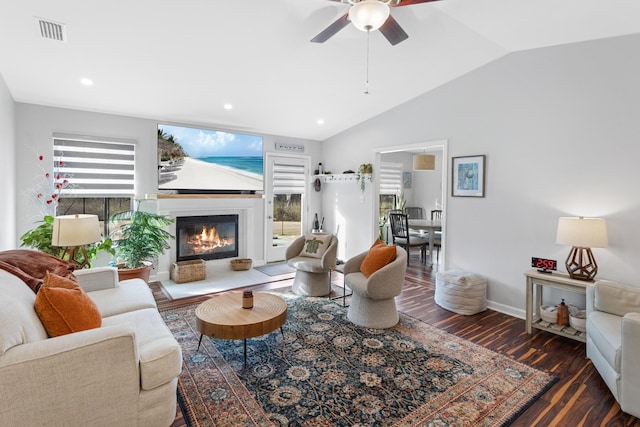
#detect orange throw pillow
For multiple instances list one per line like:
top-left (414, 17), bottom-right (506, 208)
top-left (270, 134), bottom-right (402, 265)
top-left (34, 272), bottom-right (102, 337)
top-left (360, 240), bottom-right (397, 277)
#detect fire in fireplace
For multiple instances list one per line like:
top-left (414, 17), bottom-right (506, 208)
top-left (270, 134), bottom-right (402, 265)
top-left (176, 214), bottom-right (239, 262)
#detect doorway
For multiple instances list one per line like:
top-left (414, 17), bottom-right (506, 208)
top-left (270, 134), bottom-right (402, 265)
top-left (264, 154), bottom-right (310, 262)
top-left (374, 139), bottom-right (448, 268)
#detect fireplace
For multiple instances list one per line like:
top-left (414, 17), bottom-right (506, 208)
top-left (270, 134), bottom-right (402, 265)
top-left (176, 214), bottom-right (239, 262)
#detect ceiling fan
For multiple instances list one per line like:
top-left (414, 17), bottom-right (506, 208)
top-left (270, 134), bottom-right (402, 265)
top-left (311, 0), bottom-right (440, 46)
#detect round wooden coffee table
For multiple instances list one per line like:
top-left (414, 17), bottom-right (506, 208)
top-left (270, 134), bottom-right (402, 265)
top-left (195, 291), bottom-right (287, 365)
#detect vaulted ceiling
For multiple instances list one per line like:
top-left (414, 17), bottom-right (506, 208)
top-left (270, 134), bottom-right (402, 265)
top-left (1, 0), bottom-right (639, 141)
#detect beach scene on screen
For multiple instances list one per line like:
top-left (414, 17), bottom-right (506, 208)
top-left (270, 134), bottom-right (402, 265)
top-left (158, 123), bottom-right (263, 191)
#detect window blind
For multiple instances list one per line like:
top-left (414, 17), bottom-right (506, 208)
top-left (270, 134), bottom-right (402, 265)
top-left (379, 162), bottom-right (403, 195)
top-left (272, 162), bottom-right (306, 194)
top-left (53, 134), bottom-right (135, 197)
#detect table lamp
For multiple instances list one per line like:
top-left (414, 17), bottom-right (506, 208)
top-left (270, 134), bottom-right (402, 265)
top-left (51, 214), bottom-right (102, 269)
top-left (556, 216), bottom-right (608, 281)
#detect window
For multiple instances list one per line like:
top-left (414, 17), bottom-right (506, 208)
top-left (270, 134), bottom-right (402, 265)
top-left (53, 134), bottom-right (136, 235)
top-left (379, 162), bottom-right (402, 219)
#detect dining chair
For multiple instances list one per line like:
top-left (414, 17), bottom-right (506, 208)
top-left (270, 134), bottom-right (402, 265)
top-left (404, 207), bottom-right (424, 219)
top-left (430, 210), bottom-right (443, 262)
top-left (388, 212), bottom-right (428, 265)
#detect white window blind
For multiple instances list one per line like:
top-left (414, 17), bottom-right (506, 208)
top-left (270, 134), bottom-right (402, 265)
top-left (272, 162), bottom-right (306, 194)
top-left (53, 134), bottom-right (135, 197)
top-left (379, 162), bottom-right (402, 195)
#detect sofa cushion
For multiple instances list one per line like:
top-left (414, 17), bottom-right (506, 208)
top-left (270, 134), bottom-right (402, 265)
top-left (88, 278), bottom-right (157, 318)
top-left (34, 272), bottom-right (102, 337)
top-left (0, 270), bottom-right (48, 355)
top-left (361, 240), bottom-right (396, 278)
top-left (102, 308), bottom-right (182, 390)
top-left (586, 310), bottom-right (623, 371)
top-left (594, 280), bottom-right (640, 317)
top-left (300, 234), bottom-right (332, 258)
top-left (0, 249), bottom-right (76, 293)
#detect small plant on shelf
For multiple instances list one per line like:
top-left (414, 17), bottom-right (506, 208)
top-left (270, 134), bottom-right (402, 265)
top-left (357, 163), bottom-right (373, 192)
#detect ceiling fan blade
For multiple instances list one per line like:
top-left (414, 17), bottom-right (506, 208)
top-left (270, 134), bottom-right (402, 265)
top-left (311, 13), bottom-right (351, 43)
top-left (392, 0), bottom-right (440, 6)
top-left (379, 15), bottom-right (408, 46)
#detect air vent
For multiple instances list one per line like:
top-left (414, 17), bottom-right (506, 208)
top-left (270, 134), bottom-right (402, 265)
top-left (36, 17), bottom-right (67, 42)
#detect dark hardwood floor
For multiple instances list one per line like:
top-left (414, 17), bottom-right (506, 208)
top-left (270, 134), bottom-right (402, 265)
top-left (153, 254), bottom-right (640, 427)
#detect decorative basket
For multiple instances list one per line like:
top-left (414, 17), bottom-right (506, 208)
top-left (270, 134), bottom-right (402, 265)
top-left (539, 305), bottom-right (558, 323)
top-left (170, 259), bottom-right (206, 283)
top-left (570, 310), bottom-right (587, 332)
top-left (231, 258), bottom-right (252, 271)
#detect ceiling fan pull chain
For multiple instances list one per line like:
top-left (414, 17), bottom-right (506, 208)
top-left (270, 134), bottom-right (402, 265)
top-left (365, 29), bottom-right (371, 95)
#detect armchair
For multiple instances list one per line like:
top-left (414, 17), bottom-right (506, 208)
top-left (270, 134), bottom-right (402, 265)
top-left (586, 279), bottom-right (640, 418)
top-left (286, 233), bottom-right (338, 296)
top-left (344, 245), bottom-right (407, 328)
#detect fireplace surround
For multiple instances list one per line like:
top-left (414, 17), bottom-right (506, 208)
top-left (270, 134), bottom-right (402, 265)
top-left (176, 214), bottom-right (239, 262)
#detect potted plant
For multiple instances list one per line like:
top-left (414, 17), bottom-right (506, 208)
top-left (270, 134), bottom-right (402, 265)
top-left (20, 215), bottom-right (113, 268)
top-left (109, 199), bottom-right (174, 283)
top-left (357, 163), bottom-right (373, 192)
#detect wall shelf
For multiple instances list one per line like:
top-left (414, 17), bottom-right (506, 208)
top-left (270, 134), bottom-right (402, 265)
top-left (315, 173), bottom-right (371, 184)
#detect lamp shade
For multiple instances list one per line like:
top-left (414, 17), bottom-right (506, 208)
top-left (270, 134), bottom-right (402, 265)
top-left (52, 214), bottom-right (102, 247)
top-left (349, 0), bottom-right (390, 32)
top-left (556, 217), bottom-right (608, 248)
top-left (413, 154), bottom-right (436, 171)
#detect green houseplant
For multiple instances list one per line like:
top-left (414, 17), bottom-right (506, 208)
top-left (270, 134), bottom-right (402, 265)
top-left (20, 215), bottom-right (113, 268)
top-left (109, 199), bottom-right (174, 282)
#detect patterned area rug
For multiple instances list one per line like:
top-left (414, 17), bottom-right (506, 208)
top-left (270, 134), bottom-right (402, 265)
top-left (162, 290), bottom-right (556, 426)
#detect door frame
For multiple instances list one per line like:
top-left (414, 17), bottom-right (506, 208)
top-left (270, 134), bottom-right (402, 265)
top-left (373, 139), bottom-right (448, 268)
top-left (263, 152), bottom-right (311, 263)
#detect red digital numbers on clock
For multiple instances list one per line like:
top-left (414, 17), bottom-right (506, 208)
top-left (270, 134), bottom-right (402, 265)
top-left (531, 257), bottom-right (557, 272)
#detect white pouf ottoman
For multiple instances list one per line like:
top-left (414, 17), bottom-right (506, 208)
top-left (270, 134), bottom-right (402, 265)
top-left (435, 270), bottom-right (487, 315)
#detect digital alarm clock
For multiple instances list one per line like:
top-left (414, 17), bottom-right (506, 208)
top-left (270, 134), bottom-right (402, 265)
top-left (531, 257), bottom-right (557, 273)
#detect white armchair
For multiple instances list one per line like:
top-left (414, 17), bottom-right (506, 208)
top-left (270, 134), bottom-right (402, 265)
top-left (586, 279), bottom-right (640, 418)
top-left (286, 234), bottom-right (338, 296)
top-left (344, 246), bottom-right (407, 329)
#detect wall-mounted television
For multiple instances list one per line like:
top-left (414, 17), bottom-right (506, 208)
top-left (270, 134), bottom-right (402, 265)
top-left (157, 123), bottom-right (264, 194)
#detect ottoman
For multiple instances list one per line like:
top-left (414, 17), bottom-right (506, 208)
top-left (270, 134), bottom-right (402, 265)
top-left (435, 270), bottom-right (487, 315)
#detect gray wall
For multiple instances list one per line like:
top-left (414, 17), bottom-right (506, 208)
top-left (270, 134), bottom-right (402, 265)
top-left (0, 75), bottom-right (15, 250)
top-left (322, 34), bottom-right (640, 317)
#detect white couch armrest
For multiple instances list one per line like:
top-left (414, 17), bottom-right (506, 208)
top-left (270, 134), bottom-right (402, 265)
top-left (621, 313), bottom-right (640, 416)
top-left (74, 266), bottom-right (119, 292)
top-left (0, 324), bottom-right (141, 425)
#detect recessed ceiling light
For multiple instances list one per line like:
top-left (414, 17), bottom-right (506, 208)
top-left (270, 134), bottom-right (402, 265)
top-left (317, 119), bottom-right (325, 125)
top-left (80, 78), bottom-right (93, 86)
top-left (224, 104), bottom-right (233, 110)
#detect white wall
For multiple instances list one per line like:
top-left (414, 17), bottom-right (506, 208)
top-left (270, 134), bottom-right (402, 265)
top-left (322, 34), bottom-right (640, 316)
top-left (13, 103), bottom-right (322, 266)
top-left (0, 74), bottom-right (15, 250)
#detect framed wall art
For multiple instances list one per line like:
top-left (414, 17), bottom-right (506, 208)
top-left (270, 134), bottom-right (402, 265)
top-left (402, 172), bottom-right (412, 189)
top-left (452, 155), bottom-right (485, 197)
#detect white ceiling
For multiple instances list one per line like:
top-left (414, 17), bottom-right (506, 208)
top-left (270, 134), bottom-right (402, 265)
top-left (1, 0), bottom-right (639, 141)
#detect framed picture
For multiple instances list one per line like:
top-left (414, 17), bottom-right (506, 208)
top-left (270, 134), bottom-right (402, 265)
top-left (402, 172), bottom-right (412, 189)
top-left (452, 155), bottom-right (485, 197)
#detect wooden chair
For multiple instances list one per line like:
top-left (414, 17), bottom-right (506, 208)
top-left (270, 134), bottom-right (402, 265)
top-left (430, 210), bottom-right (442, 262)
top-left (404, 207), bottom-right (424, 219)
top-left (388, 212), bottom-right (428, 265)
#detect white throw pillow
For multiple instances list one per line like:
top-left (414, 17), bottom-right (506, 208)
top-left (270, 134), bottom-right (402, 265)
top-left (300, 234), bottom-right (332, 258)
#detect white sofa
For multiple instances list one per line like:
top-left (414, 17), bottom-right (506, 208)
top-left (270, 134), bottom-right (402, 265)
top-left (0, 266), bottom-right (182, 426)
top-left (586, 279), bottom-right (640, 418)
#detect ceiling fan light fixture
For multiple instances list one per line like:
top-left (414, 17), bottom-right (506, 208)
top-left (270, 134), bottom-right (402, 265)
top-left (349, 0), bottom-right (390, 32)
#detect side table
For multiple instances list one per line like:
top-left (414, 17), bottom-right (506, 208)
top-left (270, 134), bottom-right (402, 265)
top-left (330, 263), bottom-right (351, 307)
top-left (524, 269), bottom-right (594, 342)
